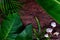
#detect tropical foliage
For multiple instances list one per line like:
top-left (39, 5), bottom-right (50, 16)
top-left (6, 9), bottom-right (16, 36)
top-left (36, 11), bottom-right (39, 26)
top-left (36, 0), bottom-right (60, 24)
top-left (0, 0), bottom-right (32, 40)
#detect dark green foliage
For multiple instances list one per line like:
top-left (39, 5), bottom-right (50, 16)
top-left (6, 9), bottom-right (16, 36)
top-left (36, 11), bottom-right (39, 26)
top-left (0, 0), bottom-right (22, 15)
top-left (0, 13), bottom-right (33, 40)
top-left (34, 17), bottom-right (50, 40)
top-left (0, 0), bottom-right (33, 40)
top-left (0, 13), bottom-right (22, 40)
top-left (16, 24), bottom-right (33, 40)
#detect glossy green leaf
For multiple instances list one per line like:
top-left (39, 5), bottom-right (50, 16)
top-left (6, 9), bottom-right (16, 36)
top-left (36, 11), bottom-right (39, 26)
top-left (15, 24), bottom-right (33, 40)
top-left (0, 13), bottom-right (22, 40)
top-left (36, 0), bottom-right (60, 24)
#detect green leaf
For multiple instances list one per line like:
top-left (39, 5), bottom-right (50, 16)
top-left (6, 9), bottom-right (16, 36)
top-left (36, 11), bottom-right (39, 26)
top-left (0, 0), bottom-right (22, 14)
top-left (0, 13), bottom-right (22, 40)
top-left (6, 34), bottom-right (17, 40)
top-left (35, 17), bottom-right (41, 33)
top-left (33, 28), bottom-right (40, 40)
top-left (15, 24), bottom-right (33, 40)
top-left (36, 0), bottom-right (60, 24)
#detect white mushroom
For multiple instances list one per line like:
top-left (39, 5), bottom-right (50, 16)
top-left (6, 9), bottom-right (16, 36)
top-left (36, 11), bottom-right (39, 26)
top-left (44, 34), bottom-right (49, 37)
top-left (46, 28), bottom-right (53, 33)
top-left (53, 32), bottom-right (59, 36)
top-left (51, 22), bottom-right (56, 28)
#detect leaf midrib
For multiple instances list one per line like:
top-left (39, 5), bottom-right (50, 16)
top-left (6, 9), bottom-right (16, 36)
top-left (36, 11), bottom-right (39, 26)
top-left (4, 17), bottom-right (16, 40)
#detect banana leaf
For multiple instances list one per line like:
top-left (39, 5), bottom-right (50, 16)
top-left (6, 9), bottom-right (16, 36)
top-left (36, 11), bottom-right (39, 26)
top-left (36, 0), bottom-right (60, 24)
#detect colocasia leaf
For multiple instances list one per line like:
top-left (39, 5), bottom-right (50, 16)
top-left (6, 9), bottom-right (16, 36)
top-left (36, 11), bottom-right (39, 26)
top-left (0, 13), bottom-right (22, 40)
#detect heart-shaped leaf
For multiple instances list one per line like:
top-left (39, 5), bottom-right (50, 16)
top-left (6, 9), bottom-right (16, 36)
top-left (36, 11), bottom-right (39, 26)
top-left (15, 24), bottom-right (33, 40)
top-left (36, 0), bottom-right (60, 24)
top-left (0, 13), bottom-right (22, 40)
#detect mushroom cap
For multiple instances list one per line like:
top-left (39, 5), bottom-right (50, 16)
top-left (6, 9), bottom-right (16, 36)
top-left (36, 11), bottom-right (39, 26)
top-left (51, 22), bottom-right (56, 28)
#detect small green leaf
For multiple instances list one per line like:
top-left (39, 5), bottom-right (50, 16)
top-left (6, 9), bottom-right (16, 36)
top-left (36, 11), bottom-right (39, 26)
top-left (15, 24), bottom-right (33, 40)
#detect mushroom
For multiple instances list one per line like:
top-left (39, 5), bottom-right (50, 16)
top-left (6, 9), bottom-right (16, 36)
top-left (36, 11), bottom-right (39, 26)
top-left (51, 22), bottom-right (56, 28)
top-left (46, 28), bottom-right (53, 33)
top-left (44, 34), bottom-right (49, 38)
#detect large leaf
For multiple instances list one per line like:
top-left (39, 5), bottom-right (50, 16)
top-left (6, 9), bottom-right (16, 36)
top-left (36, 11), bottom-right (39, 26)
top-left (0, 13), bottom-right (22, 40)
top-left (15, 24), bottom-right (33, 40)
top-left (36, 0), bottom-right (60, 24)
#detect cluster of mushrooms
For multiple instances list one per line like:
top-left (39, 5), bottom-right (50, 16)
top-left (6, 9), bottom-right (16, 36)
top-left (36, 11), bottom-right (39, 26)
top-left (44, 22), bottom-right (60, 38)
